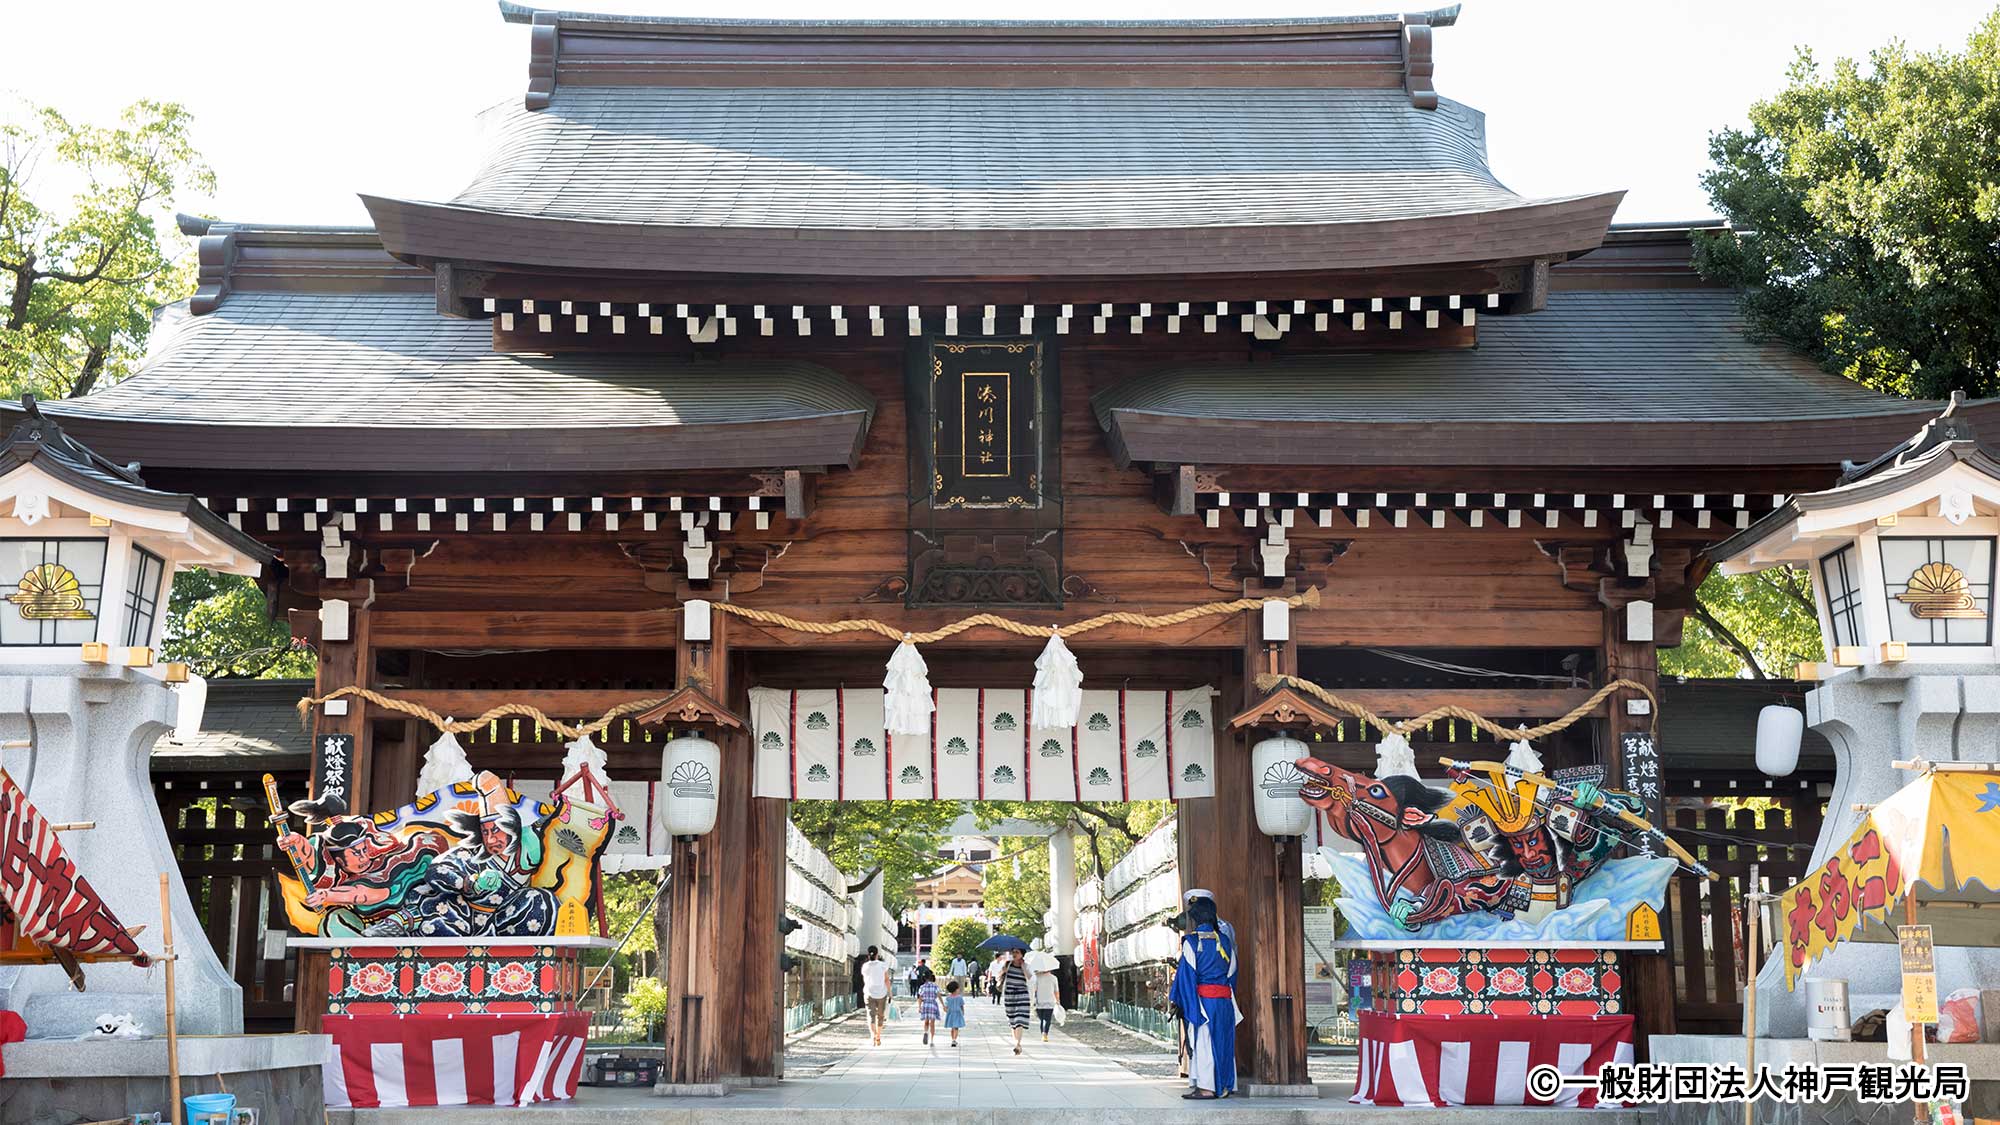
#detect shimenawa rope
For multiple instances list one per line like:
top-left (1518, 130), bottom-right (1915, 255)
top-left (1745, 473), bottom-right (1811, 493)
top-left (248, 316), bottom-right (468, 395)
top-left (1252, 672), bottom-right (1659, 741)
top-left (296, 589), bottom-right (1320, 734)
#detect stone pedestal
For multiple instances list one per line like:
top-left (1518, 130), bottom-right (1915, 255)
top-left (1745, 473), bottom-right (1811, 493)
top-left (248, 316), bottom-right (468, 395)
top-left (1755, 666), bottom-right (2000, 1037)
top-left (0, 667), bottom-right (243, 1037)
top-left (0, 1033), bottom-right (328, 1124)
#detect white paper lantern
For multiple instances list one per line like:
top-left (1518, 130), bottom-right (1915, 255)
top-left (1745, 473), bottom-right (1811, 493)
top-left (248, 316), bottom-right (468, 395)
top-left (1252, 734), bottom-right (1314, 837)
top-left (171, 673), bottom-right (208, 743)
top-left (660, 735), bottom-right (721, 837)
top-left (1756, 704), bottom-right (1804, 778)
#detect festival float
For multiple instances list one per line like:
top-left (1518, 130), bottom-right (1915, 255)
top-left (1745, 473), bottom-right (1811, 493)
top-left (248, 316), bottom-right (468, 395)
top-left (1235, 667), bottom-right (1698, 1109)
top-left (280, 756), bottom-right (625, 1110)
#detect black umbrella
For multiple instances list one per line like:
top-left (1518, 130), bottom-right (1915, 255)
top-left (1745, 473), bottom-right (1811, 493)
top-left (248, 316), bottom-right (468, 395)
top-left (977, 933), bottom-right (1030, 953)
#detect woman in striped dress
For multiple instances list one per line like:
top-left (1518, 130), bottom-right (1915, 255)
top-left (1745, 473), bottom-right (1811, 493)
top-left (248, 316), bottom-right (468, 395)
top-left (1000, 948), bottom-right (1032, 1054)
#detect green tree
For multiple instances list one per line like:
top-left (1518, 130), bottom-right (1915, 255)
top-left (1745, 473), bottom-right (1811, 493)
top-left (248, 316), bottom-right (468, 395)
top-left (1662, 568), bottom-right (1824, 680)
top-left (969, 799), bottom-right (1171, 884)
top-left (978, 841), bottom-right (1051, 942)
top-left (161, 568), bottom-right (313, 679)
top-left (930, 916), bottom-right (990, 973)
top-left (790, 800), bottom-right (962, 914)
top-left (1695, 12), bottom-right (2000, 397)
top-left (1, 100), bottom-right (211, 399)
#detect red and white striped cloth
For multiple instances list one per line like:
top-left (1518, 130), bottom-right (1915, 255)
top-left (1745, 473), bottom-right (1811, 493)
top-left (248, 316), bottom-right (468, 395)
top-left (1352, 1011), bottom-right (1634, 1108)
top-left (321, 1012), bottom-right (589, 1109)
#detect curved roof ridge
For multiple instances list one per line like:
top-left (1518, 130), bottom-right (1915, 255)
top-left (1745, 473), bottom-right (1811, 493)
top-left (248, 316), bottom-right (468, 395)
top-left (496, 1), bottom-right (1461, 33)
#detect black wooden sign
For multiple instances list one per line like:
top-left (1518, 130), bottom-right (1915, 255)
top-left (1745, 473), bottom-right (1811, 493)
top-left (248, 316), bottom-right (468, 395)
top-left (928, 339), bottom-right (1041, 509)
top-left (1619, 731), bottom-right (1663, 857)
top-left (314, 733), bottom-right (354, 816)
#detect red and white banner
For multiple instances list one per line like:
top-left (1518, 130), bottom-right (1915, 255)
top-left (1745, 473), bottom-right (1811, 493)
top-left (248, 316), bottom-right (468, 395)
top-left (750, 685), bottom-right (1217, 801)
top-left (322, 1012), bottom-right (589, 1109)
top-left (1352, 1011), bottom-right (1633, 1108)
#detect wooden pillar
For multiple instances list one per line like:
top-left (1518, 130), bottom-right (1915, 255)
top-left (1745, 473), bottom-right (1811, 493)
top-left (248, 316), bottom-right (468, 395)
top-left (1175, 617), bottom-right (1307, 1087)
top-left (1600, 578), bottom-right (1678, 1048)
top-left (311, 587), bottom-right (373, 813)
top-left (664, 609), bottom-right (786, 1084)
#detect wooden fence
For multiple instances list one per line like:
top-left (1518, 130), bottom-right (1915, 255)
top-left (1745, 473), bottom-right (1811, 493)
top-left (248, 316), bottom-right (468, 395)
top-left (154, 768), bottom-right (306, 1031)
top-left (1664, 770), bottom-right (1828, 1034)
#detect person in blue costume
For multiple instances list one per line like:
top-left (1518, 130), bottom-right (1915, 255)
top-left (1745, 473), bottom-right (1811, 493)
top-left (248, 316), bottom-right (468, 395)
top-left (1169, 888), bottom-right (1241, 1099)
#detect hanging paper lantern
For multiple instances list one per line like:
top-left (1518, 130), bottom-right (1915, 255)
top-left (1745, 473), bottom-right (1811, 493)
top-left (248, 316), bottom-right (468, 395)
top-left (1031, 632), bottom-right (1083, 729)
top-left (660, 735), bottom-right (721, 837)
top-left (171, 672), bottom-right (208, 744)
top-left (1756, 704), bottom-right (1804, 778)
top-left (1252, 734), bottom-right (1313, 837)
top-left (884, 637), bottom-right (934, 736)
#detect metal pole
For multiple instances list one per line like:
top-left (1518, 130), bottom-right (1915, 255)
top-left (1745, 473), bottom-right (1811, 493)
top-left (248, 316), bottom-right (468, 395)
top-left (1907, 895), bottom-right (1927, 1125)
top-left (159, 873), bottom-right (182, 1125)
top-left (1743, 867), bottom-right (1758, 1125)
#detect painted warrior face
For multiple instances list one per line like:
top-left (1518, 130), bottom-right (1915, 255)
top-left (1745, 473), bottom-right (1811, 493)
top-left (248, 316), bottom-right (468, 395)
top-left (480, 820), bottom-right (513, 860)
top-left (327, 821), bottom-right (401, 874)
top-left (1512, 830), bottom-right (1557, 875)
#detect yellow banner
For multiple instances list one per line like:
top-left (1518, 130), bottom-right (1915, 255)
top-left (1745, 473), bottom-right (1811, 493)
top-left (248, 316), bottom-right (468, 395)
top-left (1778, 814), bottom-right (1901, 988)
top-left (1776, 772), bottom-right (2000, 987)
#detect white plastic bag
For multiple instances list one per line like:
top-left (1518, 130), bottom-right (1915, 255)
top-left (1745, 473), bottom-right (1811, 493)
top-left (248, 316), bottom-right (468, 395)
top-left (1938, 989), bottom-right (1982, 1043)
top-left (1053, 1005), bottom-right (1068, 1027)
top-left (1887, 1003), bottom-right (1912, 1061)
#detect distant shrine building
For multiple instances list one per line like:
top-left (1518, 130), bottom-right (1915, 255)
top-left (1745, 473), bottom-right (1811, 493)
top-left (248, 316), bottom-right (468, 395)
top-left (36, 2), bottom-right (1988, 1085)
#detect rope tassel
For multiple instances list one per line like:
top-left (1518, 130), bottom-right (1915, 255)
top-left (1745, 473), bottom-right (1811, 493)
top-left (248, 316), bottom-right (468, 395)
top-left (884, 637), bottom-right (934, 736)
top-left (1031, 632), bottom-right (1084, 729)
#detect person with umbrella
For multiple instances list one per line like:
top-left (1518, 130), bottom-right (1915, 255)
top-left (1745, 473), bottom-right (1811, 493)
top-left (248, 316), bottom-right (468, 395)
top-left (980, 934), bottom-right (1034, 1053)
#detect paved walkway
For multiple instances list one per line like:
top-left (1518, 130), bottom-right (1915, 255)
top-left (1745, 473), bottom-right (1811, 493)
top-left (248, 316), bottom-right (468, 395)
top-left (757, 992), bottom-right (1192, 1109)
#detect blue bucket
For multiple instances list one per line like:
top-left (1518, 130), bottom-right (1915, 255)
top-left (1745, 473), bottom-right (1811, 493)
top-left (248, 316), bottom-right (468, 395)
top-left (183, 1091), bottom-right (236, 1123)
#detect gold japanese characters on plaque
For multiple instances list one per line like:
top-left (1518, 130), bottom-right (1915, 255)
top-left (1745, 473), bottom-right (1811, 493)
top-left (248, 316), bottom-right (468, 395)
top-left (1895, 561), bottom-right (1986, 620)
top-left (8, 563), bottom-right (93, 620)
top-left (928, 340), bottom-right (1042, 509)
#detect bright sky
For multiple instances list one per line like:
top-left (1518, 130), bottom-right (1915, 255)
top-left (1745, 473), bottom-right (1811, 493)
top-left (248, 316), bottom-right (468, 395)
top-left (2, 0), bottom-right (1992, 226)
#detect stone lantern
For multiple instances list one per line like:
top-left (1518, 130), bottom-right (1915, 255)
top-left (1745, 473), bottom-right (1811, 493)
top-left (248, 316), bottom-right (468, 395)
top-left (1719, 399), bottom-right (2000, 675)
top-left (1711, 396), bottom-right (2000, 1035)
top-left (0, 397), bottom-right (271, 1036)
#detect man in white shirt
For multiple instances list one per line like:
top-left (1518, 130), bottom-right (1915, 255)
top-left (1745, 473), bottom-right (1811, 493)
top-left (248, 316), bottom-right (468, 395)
top-left (950, 955), bottom-right (969, 979)
top-left (859, 947), bottom-right (893, 1046)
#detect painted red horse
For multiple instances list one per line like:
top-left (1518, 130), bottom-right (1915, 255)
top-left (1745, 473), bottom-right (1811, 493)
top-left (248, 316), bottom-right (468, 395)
top-left (1295, 757), bottom-right (1516, 930)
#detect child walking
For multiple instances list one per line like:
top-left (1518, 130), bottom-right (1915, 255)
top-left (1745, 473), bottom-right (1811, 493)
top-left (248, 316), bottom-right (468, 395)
top-left (917, 971), bottom-right (942, 1054)
top-left (943, 979), bottom-right (966, 1048)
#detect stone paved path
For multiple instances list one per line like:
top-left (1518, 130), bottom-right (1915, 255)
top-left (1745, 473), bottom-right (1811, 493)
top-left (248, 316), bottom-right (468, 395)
top-left (758, 989), bottom-right (1193, 1109)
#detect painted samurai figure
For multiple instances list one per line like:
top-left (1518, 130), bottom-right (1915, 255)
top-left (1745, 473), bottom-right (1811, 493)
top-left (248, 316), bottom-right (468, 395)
top-left (364, 799), bottom-right (559, 937)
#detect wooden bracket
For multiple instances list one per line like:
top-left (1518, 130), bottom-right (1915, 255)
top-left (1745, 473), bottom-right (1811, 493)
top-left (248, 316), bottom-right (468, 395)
top-left (633, 683), bottom-right (745, 731)
top-left (1536, 540), bottom-right (1613, 593)
top-left (1227, 685), bottom-right (1347, 734)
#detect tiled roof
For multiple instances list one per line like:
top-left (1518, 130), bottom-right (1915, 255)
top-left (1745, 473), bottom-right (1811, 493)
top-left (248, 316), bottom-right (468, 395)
top-left (43, 293), bottom-right (876, 473)
top-left (1092, 289), bottom-right (1986, 468)
top-left (157, 679), bottom-right (313, 770)
top-left (452, 87), bottom-right (1534, 232)
top-left (1094, 290), bottom-right (1900, 425)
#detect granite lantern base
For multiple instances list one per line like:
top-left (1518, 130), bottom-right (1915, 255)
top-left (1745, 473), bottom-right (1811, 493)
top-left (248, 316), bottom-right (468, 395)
top-left (292, 935), bottom-right (614, 1110)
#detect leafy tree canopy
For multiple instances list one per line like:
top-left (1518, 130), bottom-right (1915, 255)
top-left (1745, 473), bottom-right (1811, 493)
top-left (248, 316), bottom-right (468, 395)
top-left (790, 799), bottom-right (963, 915)
top-left (1, 99), bottom-right (211, 399)
top-left (160, 568), bottom-right (313, 679)
top-left (929, 916), bottom-right (991, 974)
top-left (1695, 12), bottom-right (2000, 397)
top-left (978, 840), bottom-right (1052, 942)
top-left (1661, 568), bottom-right (1824, 680)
